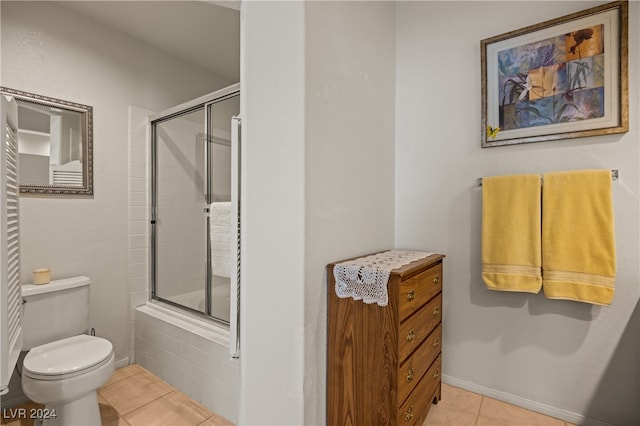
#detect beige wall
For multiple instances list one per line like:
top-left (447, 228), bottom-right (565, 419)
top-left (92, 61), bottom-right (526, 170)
top-left (395, 1), bottom-right (639, 424)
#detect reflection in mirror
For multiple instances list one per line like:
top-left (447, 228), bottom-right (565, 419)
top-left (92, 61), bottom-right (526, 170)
top-left (0, 87), bottom-right (93, 195)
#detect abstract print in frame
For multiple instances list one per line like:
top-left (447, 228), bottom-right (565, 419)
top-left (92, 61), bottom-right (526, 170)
top-left (481, 1), bottom-right (628, 148)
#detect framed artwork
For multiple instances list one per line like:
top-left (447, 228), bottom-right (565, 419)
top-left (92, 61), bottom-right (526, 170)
top-left (481, 1), bottom-right (628, 148)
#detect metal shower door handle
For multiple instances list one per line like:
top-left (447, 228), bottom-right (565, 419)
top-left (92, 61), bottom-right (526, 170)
top-left (229, 115), bottom-right (241, 360)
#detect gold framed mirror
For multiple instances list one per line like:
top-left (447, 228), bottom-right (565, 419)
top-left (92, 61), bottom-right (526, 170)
top-left (0, 87), bottom-right (93, 195)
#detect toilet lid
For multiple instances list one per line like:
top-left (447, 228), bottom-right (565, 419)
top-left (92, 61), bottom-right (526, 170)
top-left (23, 335), bottom-right (113, 378)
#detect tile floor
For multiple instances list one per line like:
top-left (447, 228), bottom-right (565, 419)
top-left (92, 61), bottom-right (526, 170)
top-left (423, 383), bottom-right (576, 426)
top-left (2, 366), bottom-right (579, 426)
top-left (1, 365), bottom-right (233, 426)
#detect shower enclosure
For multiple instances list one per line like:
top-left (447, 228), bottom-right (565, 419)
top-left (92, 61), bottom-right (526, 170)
top-left (149, 84), bottom-right (240, 334)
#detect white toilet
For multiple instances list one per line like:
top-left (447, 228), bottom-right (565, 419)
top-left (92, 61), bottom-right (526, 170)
top-left (21, 276), bottom-right (114, 426)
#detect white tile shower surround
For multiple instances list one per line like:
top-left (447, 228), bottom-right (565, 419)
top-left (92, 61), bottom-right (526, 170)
top-left (136, 305), bottom-right (239, 423)
top-left (128, 106), bottom-right (239, 423)
top-left (128, 105), bottom-right (153, 364)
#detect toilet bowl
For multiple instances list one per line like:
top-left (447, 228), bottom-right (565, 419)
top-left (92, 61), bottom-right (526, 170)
top-left (20, 277), bottom-right (115, 426)
top-left (22, 335), bottom-right (115, 426)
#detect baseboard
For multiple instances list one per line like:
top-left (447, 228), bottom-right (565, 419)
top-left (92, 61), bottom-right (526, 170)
top-left (442, 374), bottom-right (614, 426)
top-left (115, 356), bottom-right (130, 369)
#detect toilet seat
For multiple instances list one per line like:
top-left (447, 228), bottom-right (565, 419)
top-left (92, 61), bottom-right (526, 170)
top-left (23, 334), bottom-right (114, 381)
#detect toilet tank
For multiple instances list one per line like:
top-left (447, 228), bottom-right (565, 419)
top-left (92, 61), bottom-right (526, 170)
top-left (21, 276), bottom-right (91, 350)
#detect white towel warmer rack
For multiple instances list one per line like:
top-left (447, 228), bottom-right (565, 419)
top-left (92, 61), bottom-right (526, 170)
top-left (0, 94), bottom-right (22, 395)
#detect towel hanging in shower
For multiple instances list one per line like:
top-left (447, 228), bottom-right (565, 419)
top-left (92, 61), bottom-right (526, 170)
top-left (210, 201), bottom-right (231, 278)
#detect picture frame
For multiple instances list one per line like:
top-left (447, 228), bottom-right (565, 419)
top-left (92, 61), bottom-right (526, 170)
top-left (481, 1), bottom-right (628, 148)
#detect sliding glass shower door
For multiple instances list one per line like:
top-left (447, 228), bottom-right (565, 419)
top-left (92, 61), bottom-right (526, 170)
top-left (151, 87), bottom-right (239, 324)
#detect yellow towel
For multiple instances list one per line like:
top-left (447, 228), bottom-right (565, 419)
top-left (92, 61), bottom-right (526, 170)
top-left (482, 174), bottom-right (542, 293)
top-left (542, 170), bottom-right (616, 305)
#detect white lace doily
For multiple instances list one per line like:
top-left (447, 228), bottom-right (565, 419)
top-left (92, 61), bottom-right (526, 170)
top-left (333, 250), bottom-right (434, 306)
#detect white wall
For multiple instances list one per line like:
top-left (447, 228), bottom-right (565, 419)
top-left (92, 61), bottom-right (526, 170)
top-left (1, 1), bottom-right (229, 365)
top-left (396, 1), bottom-right (639, 424)
top-left (239, 3), bottom-right (397, 424)
top-left (239, 2), bottom-right (306, 424)
top-left (304, 2), bottom-right (396, 425)
top-left (5, 1), bottom-right (637, 424)
top-left (0, 3), bottom-right (2, 86)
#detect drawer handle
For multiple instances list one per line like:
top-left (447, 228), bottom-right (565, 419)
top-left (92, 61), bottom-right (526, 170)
top-left (406, 290), bottom-right (416, 301)
top-left (433, 307), bottom-right (440, 317)
top-left (406, 368), bottom-right (415, 382)
top-left (433, 338), bottom-right (440, 349)
top-left (433, 368), bottom-right (440, 380)
top-left (405, 405), bottom-right (414, 421)
top-left (433, 275), bottom-right (440, 285)
top-left (406, 328), bottom-right (415, 342)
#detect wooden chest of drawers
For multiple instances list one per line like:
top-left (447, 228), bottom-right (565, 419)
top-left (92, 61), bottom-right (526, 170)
top-left (327, 252), bottom-right (445, 425)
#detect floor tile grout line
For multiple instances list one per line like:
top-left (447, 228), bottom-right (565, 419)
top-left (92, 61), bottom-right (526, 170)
top-left (440, 384), bottom-right (487, 419)
top-left (117, 415), bottom-right (132, 426)
top-left (120, 389), bottom-right (176, 419)
top-left (474, 393), bottom-right (483, 417)
top-left (136, 370), bottom-right (221, 422)
top-left (474, 396), bottom-right (484, 426)
top-left (477, 395), bottom-right (486, 424)
top-left (99, 370), bottom-right (174, 418)
top-left (2, 366), bottom-right (228, 426)
top-left (197, 416), bottom-right (213, 426)
top-left (198, 412), bottom-right (234, 426)
top-left (101, 369), bottom-right (146, 390)
top-left (124, 390), bottom-right (218, 426)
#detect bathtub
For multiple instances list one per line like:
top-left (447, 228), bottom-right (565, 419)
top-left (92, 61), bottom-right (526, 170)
top-left (163, 277), bottom-right (231, 322)
top-left (135, 301), bottom-right (238, 422)
top-left (128, 104), bottom-right (238, 422)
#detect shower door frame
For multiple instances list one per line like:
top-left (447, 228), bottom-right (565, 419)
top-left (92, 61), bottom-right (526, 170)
top-left (149, 83), bottom-right (240, 326)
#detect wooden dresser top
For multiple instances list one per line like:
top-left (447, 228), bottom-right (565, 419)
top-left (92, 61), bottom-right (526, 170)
top-left (327, 251), bottom-right (445, 280)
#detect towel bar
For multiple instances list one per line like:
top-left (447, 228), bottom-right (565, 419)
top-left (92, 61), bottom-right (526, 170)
top-left (476, 169), bottom-right (619, 186)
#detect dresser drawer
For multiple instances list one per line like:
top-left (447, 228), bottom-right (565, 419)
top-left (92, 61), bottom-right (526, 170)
top-left (397, 323), bottom-right (442, 404)
top-left (399, 264), bottom-right (442, 322)
top-left (397, 355), bottom-right (441, 426)
top-left (398, 293), bottom-right (442, 362)
top-left (327, 253), bottom-right (445, 426)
